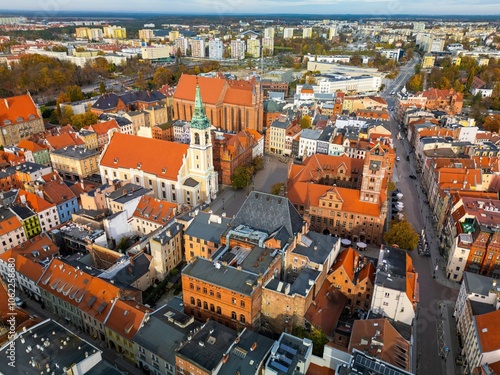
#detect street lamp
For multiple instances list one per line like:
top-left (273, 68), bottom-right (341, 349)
top-left (222, 197), bottom-right (225, 211)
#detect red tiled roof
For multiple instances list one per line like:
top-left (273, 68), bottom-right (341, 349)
top-left (0, 214), bottom-right (23, 236)
top-left (305, 282), bottom-right (347, 336)
top-left (331, 247), bottom-right (358, 281)
top-left (105, 299), bottom-right (151, 340)
top-left (6, 233), bottom-right (59, 262)
top-left (100, 133), bottom-right (189, 181)
top-left (18, 139), bottom-right (48, 153)
top-left (476, 309), bottom-right (500, 353)
top-left (45, 133), bottom-right (84, 150)
top-left (15, 255), bottom-right (44, 284)
top-left (16, 189), bottom-right (55, 213)
top-left (133, 196), bottom-right (177, 224)
top-left (224, 87), bottom-right (253, 106)
top-left (42, 180), bottom-right (77, 205)
top-left (173, 74), bottom-right (226, 104)
top-left (87, 119), bottom-right (119, 135)
top-left (0, 94), bottom-right (40, 125)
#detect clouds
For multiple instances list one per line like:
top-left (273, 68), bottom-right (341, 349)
top-left (3, 0), bottom-right (500, 14)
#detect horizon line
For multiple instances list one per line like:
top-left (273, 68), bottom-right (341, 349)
top-left (1, 10), bottom-right (500, 17)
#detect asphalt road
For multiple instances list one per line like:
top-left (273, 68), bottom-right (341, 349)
top-left (382, 61), bottom-right (461, 375)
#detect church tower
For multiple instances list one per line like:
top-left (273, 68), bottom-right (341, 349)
top-left (186, 83), bottom-right (218, 204)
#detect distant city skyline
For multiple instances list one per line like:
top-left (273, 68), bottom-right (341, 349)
top-left (2, 0), bottom-right (500, 16)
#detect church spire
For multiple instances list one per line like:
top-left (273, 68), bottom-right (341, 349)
top-left (191, 80), bottom-right (211, 130)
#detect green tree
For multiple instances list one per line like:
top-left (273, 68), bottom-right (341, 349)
top-left (383, 219), bottom-right (419, 250)
top-left (292, 326), bottom-right (329, 357)
top-left (387, 181), bottom-right (396, 192)
top-left (300, 115), bottom-right (312, 129)
top-left (231, 165), bottom-right (253, 189)
top-left (270, 182), bottom-right (285, 196)
top-left (71, 112), bottom-right (98, 130)
top-left (252, 156), bottom-right (264, 171)
top-left (99, 81), bottom-right (106, 94)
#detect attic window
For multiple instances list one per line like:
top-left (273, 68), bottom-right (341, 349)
top-left (162, 168), bottom-right (167, 174)
top-left (114, 158), bottom-right (118, 164)
top-left (16, 116), bottom-right (23, 122)
top-left (29, 114), bottom-right (36, 120)
top-left (137, 162), bottom-right (142, 169)
top-left (3, 120), bottom-right (10, 125)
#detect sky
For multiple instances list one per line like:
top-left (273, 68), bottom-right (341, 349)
top-left (2, 0), bottom-right (500, 15)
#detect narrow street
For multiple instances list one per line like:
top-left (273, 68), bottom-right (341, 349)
top-left (383, 64), bottom-right (461, 374)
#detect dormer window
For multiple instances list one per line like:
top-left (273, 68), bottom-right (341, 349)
top-left (114, 158), bottom-right (118, 163)
top-left (137, 162), bottom-right (142, 169)
top-left (16, 116), bottom-right (23, 122)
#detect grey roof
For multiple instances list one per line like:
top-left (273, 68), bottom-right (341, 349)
top-left (184, 211), bottom-right (232, 244)
top-left (265, 267), bottom-right (320, 297)
top-left (301, 128), bottom-right (322, 140)
top-left (92, 90), bottom-right (166, 110)
top-left (218, 329), bottom-right (275, 375)
top-left (10, 204), bottom-right (36, 220)
top-left (85, 361), bottom-right (124, 375)
top-left (318, 126), bottom-right (334, 142)
top-left (177, 320), bottom-right (238, 373)
top-left (266, 333), bottom-right (312, 375)
top-left (375, 247), bottom-right (409, 292)
top-left (350, 349), bottom-right (413, 375)
top-left (106, 183), bottom-right (152, 203)
top-left (231, 192), bottom-right (304, 240)
top-left (153, 221), bottom-right (183, 246)
top-left (183, 177), bottom-right (200, 187)
top-left (133, 305), bottom-right (201, 365)
top-left (0, 319), bottom-right (99, 375)
top-left (290, 268), bottom-right (321, 296)
top-left (238, 246), bottom-right (278, 276)
top-left (463, 272), bottom-right (498, 296)
top-left (271, 118), bottom-right (290, 129)
top-left (182, 257), bottom-right (259, 296)
top-left (100, 253), bottom-right (151, 286)
top-left (293, 231), bottom-right (338, 265)
top-left (51, 146), bottom-right (100, 160)
top-left (6, 161), bottom-right (48, 174)
top-left (469, 300), bottom-right (496, 316)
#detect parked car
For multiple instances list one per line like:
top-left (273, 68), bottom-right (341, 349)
top-left (409, 175), bottom-right (417, 180)
top-left (15, 297), bottom-right (26, 308)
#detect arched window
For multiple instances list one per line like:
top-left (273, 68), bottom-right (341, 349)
top-left (190, 297), bottom-right (195, 305)
top-left (205, 132), bottom-right (209, 144)
top-left (194, 133), bottom-right (200, 145)
top-left (216, 306), bottom-right (221, 314)
top-left (240, 315), bottom-right (245, 324)
top-left (231, 311), bottom-right (237, 320)
top-left (203, 302), bottom-right (208, 310)
top-left (210, 304), bottom-right (215, 312)
top-left (197, 299), bottom-right (201, 308)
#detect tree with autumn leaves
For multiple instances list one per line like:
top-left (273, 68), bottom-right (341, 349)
top-left (383, 219), bottom-right (419, 251)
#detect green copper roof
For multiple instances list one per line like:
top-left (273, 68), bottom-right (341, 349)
top-left (190, 84), bottom-right (211, 130)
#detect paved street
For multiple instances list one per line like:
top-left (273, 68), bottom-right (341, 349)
top-left (382, 64), bottom-right (461, 375)
top-left (210, 154), bottom-right (289, 217)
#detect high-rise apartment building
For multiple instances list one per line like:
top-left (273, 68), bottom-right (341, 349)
top-left (190, 37), bottom-right (205, 58)
top-left (262, 37), bottom-right (274, 56)
top-left (246, 37), bottom-right (261, 58)
top-left (230, 39), bottom-right (246, 60)
top-left (283, 28), bottom-right (294, 39)
top-left (264, 27), bottom-right (275, 38)
top-left (302, 27), bottom-right (313, 38)
top-left (209, 38), bottom-right (224, 60)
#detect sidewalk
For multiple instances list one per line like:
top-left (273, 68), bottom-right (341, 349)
top-left (438, 300), bottom-right (463, 375)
